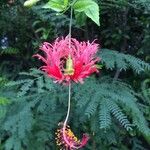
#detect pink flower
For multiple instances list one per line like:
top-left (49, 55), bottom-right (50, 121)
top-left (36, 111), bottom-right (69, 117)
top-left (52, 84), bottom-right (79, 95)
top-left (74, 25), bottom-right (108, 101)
top-left (56, 124), bottom-right (89, 150)
top-left (34, 36), bottom-right (100, 84)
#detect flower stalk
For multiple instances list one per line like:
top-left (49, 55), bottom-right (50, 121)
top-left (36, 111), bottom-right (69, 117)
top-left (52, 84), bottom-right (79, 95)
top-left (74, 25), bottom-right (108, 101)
top-left (69, 6), bottom-right (73, 49)
top-left (62, 83), bottom-right (72, 147)
top-left (34, 2), bottom-right (100, 149)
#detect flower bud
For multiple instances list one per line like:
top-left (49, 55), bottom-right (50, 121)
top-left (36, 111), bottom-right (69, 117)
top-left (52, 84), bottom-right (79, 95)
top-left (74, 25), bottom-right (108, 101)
top-left (24, 0), bottom-right (39, 8)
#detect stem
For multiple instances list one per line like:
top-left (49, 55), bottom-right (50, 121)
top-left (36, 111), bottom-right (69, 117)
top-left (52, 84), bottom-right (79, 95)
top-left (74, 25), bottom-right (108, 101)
top-left (62, 83), bottom-right (84, 149)
top-left (62, 5), bottom-right (74, 148)
top-left (63, 5), bottom-right (73, 127)
top-left (63, 5), bottom-right (73, 129)
top-left (63, 83), bottom-right (71, 128)
top-left (63, 83), bottom-right (72, 147)
top-left (68, 6), bottom-right (73, 49)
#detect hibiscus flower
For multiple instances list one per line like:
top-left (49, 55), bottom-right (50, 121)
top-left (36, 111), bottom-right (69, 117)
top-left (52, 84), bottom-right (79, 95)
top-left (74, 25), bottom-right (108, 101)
top-left (56, 123), bottom-right (89, 150)
top-left (34, 36), bottom-right (100, 149)
top-left (34, 36), bottom-right (100, 84)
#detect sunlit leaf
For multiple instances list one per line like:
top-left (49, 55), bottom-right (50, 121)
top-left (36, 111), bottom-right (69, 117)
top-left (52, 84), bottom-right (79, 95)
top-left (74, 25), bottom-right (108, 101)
top-left (64, 0), bottom-right (68, 7)
top-left (73, 0), bottom-right (100, 26)
top-left (43, 0), bottom-right (66, 12)
top-left (85, 2), bottom-right (100, 26)
top-left (74, 0), bottom-right (93, 12)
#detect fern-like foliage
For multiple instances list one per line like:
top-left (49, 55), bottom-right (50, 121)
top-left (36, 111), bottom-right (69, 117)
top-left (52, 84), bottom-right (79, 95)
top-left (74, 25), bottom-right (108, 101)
top-left (5, 68), bottom-right (54, 97)
top-left (100, 49), bottom-right (150, 73)
top-left (141, 78), bottom-right (150, 104)
top-left (0, 47), bottom-right (19, 55)
top-left (0, 49), bottom-right (150, 149)
top-left (0, 97), bottom-right (10, 119)
top-left (134, 0), bottom-right (150, 11)
top-left (99, 99), bottom-right (111, 129)
top-left (0, 77), bottom-right (7, 86)
top-left (0, 77), bottom-right (11, 119)
top-left (0, 68), bottom-right (65, 150)
top-left (74, 77), bottom-right (150, 141)
top-left (101, 0), bottom-right (150, 12)
top-left (32, 6), bottom-right (72, 36)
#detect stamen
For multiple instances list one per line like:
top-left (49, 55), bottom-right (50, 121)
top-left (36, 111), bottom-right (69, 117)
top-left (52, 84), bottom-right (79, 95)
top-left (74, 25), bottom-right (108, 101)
top-left (64, 55), bottom-right (74, 75)
top-left (55, 123), bottom-right (89, 149)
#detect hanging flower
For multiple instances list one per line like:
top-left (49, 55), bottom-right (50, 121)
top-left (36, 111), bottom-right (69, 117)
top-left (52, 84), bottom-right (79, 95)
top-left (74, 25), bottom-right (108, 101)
top-left (34, 36), bottom-right (100, 149)
top-left (33, 36), bottom-right (100, 84)
top-left (55, 123), bottom-right (89, 150)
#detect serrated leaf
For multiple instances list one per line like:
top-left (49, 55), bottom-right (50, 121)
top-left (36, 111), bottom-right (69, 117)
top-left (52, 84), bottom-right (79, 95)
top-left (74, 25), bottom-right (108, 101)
top-left (43, 0), bottom-right (66, 12)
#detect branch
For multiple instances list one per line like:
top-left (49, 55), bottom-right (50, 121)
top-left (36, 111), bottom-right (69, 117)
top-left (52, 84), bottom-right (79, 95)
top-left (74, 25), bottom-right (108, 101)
top-left (113, 7), bottom-right (128, 80)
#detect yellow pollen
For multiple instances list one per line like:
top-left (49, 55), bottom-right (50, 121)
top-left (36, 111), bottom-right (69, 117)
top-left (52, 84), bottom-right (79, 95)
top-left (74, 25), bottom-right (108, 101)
top-left (64, 55), bottom-right (74, 75)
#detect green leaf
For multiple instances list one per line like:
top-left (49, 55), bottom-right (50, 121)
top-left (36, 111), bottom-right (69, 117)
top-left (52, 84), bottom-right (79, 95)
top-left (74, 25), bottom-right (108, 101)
top-left (0, 97), bottom-right (10, 105)
top-left (73, 0), bottom-right (93, 12)
top-left (85, 2), bottom-right (100, 26)
top-left (0, 106), bottom-right (7, 119)
top-left (74, 0), bottom-right (100, 26)
top-left (43, 0), bottom-right (66, 12)
top-left (75, 12), bottom-right (87, 26)
top-left (64, 0), bottom-right (68, 7)
top-left (0, 97), bottom-right (10, 119)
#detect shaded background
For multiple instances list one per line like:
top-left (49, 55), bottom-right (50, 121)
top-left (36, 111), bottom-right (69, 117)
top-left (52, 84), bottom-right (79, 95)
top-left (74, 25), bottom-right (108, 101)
top-left (0, 0), bottom-right (150, 150)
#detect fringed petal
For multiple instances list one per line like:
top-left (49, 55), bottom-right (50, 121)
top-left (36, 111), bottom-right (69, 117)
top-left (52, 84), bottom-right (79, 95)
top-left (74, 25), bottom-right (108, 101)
top-left (33, 36), bottom-right (100, 84)
top-left (56, 124), bottom-right (89, 150)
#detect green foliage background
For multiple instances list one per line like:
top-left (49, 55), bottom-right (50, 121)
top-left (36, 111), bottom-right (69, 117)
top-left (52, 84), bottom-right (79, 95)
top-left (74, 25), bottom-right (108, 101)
top-left (0, 0), bottom-right (150, 150)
